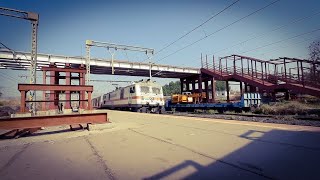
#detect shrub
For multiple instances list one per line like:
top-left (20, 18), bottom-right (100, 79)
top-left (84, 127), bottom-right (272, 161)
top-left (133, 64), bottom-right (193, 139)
top-left (255, 101), bottom-right (312, 115)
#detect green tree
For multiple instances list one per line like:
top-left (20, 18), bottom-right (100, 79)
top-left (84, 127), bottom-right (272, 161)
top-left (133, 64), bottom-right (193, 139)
top-left (215, 81), bottom-right (226, 91)
top-left (162, 81), bottom-right (181, 96)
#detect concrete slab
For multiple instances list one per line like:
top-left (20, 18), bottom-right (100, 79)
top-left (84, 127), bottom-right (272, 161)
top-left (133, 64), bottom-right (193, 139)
top-left (0, 138), bottom-right (109, 180)
top-left (0, 110), bottom-right (320, 179)
top-left (88, 129), bottom-right (265, 179)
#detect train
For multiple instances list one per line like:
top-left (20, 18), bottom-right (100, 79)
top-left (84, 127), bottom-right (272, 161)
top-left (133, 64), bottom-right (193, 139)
top-left (93, 78), bottom-right (261, 114)
top-left (166, 93), bottom-right (262, 113)
top-left (92, 79), bottom-right (165, 113)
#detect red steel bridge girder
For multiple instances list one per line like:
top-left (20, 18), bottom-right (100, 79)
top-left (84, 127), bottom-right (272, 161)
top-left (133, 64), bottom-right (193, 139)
top-left (0, 112), bottom-right (108, 130)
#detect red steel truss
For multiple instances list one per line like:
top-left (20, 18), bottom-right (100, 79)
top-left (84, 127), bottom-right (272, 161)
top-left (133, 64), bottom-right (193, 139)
top-left (200, 54), bottom-right (320, 99)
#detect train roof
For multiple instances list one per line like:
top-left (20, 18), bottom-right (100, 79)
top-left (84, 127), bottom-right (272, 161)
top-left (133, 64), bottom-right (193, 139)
top-left (107, 79), bottom-right (161, 93)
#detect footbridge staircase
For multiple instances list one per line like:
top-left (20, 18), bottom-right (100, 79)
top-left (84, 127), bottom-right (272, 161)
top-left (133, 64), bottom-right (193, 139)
top-left (201, 55), bottom-right (320, 97)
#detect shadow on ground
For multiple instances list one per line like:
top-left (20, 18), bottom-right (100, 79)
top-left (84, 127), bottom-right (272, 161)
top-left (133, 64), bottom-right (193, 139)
top-left (144, 129), bottom-right (320, 180)
top-left (0, 126), bottom-right (86, 139)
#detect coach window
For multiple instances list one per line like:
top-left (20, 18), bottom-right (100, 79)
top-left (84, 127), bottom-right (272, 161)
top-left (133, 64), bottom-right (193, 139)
top-left (130, 87), bottom-right (135, 93)
top-left (152, 87), bottom-right (160, 94)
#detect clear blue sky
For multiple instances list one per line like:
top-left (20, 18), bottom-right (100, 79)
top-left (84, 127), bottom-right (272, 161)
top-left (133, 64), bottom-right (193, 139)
top-left (1, 0), bottom-right (320, 97)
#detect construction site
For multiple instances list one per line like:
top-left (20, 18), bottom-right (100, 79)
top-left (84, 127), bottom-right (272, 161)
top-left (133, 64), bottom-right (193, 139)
top-left (1, 1), bottom-right (320, 179)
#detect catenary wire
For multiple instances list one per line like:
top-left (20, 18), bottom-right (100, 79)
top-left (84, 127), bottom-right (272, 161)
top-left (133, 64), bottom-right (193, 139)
top-left (154, 0), bottom-right (280, 63)
top-left (208, 10), bottom-right (320, 56)
top-left (239, 27), bottom-right (320, 54)
top-left (154, 0), bottom-right (241, 56)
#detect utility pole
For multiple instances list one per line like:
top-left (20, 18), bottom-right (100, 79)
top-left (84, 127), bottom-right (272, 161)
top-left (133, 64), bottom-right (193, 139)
top-left (0, 7), bottom-right (39, 115)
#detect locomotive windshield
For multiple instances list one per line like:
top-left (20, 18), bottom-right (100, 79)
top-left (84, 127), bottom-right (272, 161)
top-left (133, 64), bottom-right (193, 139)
top-left (140, 86), bottom-right (150, 93)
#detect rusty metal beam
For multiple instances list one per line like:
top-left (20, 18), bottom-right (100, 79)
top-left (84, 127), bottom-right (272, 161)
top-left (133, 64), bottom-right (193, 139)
top-left (41, 67), bottom-right (86, 73)
top-left (0, 112), bottom-right (108, 129)
top-left (18, 84), bottom-right (93, 92)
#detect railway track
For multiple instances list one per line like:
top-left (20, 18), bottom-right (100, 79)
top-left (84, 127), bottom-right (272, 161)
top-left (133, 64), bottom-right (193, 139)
top-left (165, 111), bottom-right (320, 127)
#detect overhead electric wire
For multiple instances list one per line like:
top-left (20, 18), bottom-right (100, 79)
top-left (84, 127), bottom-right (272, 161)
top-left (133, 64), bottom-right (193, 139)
top-left (154, 0), bottom-right (241, 56)
top-left (0, 41), bottom-right (29, 69)
top-left (209, 10), bottom-right (320, 56)
top-left (0, 41), bottom-right (28, 59)
top-left (258, 35), bottom-right (320, 58)
top-left (155, 0), bottom-right (280, 63)
top-left (0, 41), bottom-right (11, 50)
top-left (239, 27), bottom-right (320, 54)
top-left (138, 0), bottom-right (241, 65)
top-left (0, 71), bottom-right (20, 82)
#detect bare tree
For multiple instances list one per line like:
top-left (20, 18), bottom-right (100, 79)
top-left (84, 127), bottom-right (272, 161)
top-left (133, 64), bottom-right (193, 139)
top-left (308, 40), bottom-right (320, 83)
top-left (309, 40), bottom-right (320, 62)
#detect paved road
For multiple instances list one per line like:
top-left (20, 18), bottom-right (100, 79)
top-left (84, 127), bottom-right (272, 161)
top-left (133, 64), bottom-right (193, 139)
top-left (1, 110), bottom-right (320, 180)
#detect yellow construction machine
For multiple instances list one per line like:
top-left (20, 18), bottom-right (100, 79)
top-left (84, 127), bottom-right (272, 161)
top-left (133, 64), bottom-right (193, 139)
top-left (171, 92), bottom-right (206, 104)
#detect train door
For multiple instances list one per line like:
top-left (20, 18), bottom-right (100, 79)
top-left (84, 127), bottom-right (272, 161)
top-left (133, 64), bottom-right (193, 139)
top-left (129, 86), bottom-right (135, 105)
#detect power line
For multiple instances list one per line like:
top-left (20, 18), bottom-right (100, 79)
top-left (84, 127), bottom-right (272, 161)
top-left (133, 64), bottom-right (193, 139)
top-left (0, 41), bottom-right (11, 50)
top-left (239, 27), bottom-right (320, 54)
top-left (155, 0), bottom-right (280, 63)
top-left (210, 10), bottom-right (320, 56)
top-left (0, 41), bottom-right (29, 69)
top-left (135, 0), bottom-right (241, 66)
top-left (0, 71), bottom-right (20, 83)
top-left (258, 35), bottom-right (320, 58)
top-left (154, 0), bottom-right (241, 56)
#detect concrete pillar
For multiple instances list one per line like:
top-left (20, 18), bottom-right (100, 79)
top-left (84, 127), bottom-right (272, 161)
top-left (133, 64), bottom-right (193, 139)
top-left (79, 73), bottom-right (84, 109)
top-left (55, 72), bottom-right (60, 107)
top-left (65, 71), bottom-right (71, 109)
top-left (211, 78), bottom-right (215, 103)
top-left (226, 81), bottom-right (230, 102)
top-left (180, 78), bottom-right (184, 93)
top-left (80, 72), bottom-right (85, 109)
top-left (88, 91), bottom-right (92, 110)
top-left (205, 80), bottom-right (209, 103)
top-left (192, 80), bottom-right (196, 93)
top-left (42, 71), bottom-right (46, 111)
top-left (49, 70), bottom-right (56, 109)
top-left (198, 75), bottom-right (203, 102)
top-left (245, 83), bottom-right (248, 93)
top-left (186, 81), bottom-right (190, 91)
